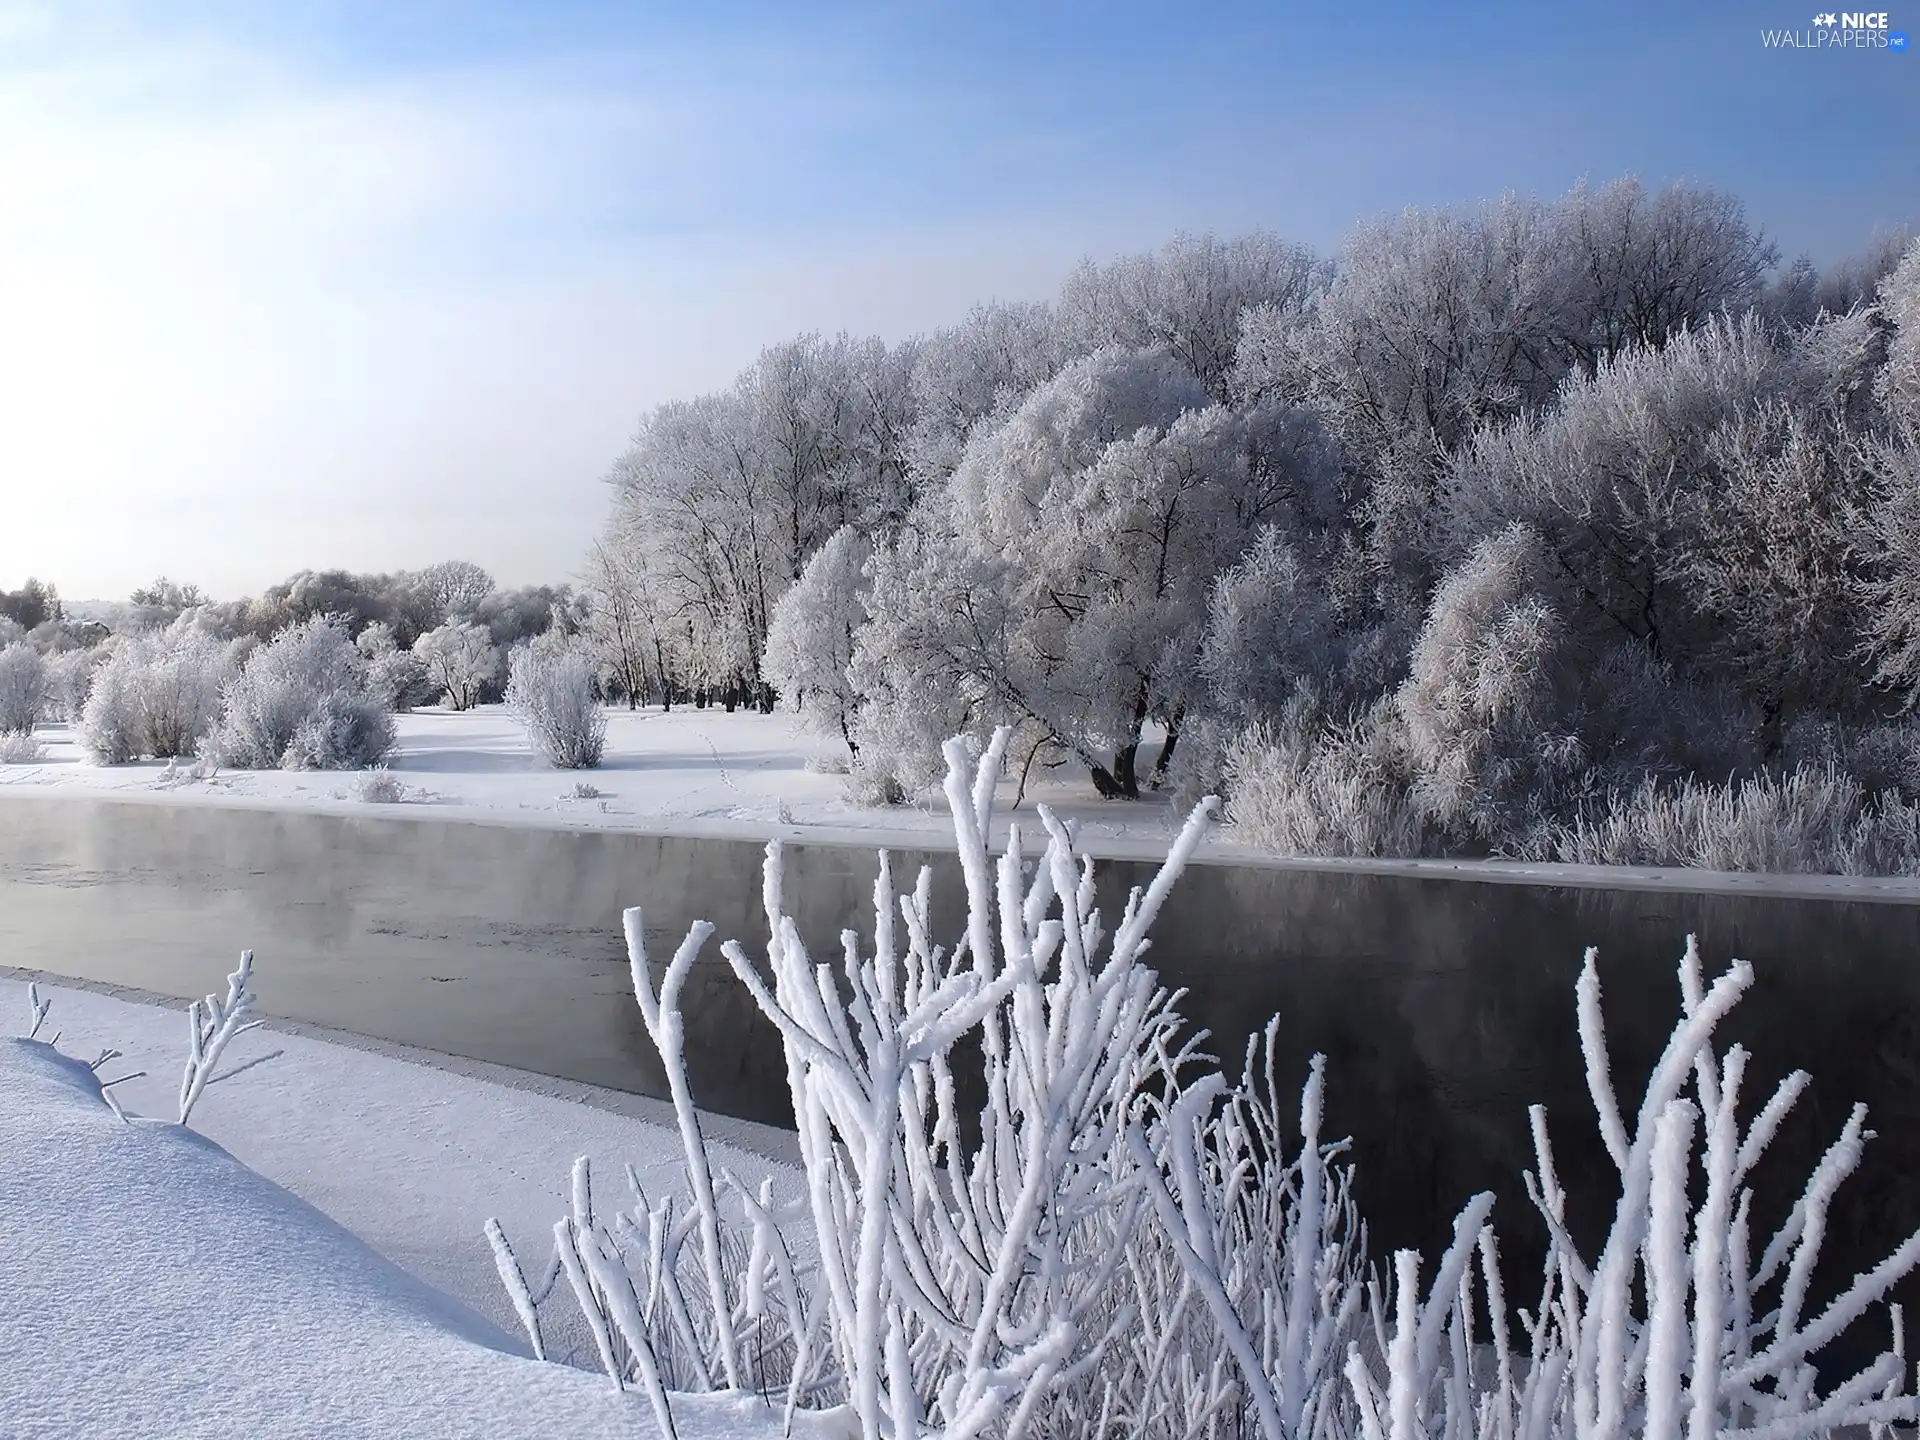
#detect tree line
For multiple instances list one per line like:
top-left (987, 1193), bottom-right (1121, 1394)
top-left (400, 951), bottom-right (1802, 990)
top-left (588, 174), bottom-right (1920, 869)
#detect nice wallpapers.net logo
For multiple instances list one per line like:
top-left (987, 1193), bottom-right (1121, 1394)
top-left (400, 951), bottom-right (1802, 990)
top-left (1760, 10), bottom-right (1910, 47)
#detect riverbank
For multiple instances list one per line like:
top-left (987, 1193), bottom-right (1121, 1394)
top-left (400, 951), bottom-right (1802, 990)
top-left (0, 975), bottom-right (803, 1358)
top-left (6, 705), bottom-right (1920, 898)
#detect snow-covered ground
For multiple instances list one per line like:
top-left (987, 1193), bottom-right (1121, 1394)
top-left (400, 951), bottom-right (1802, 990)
top-left (0, 705), bottom-right (1210, 855)
top-left (4, 703), bottom-right (1920, 899)
top-left (0, 976), bottom-right (841, 1439)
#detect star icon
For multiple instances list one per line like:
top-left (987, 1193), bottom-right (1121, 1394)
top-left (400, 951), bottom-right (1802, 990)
top-left (1819, 11), bottom-right (1838, 22)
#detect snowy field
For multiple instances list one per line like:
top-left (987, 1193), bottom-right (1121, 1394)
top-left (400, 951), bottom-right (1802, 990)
top-left (0, 975), bottom-right (839, 1439)
top-left (4, 703), bottom-right (1920, 899)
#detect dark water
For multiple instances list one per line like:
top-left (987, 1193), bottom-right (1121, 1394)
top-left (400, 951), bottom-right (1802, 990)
top-left (4, 793), bottom-right (1919, 1373)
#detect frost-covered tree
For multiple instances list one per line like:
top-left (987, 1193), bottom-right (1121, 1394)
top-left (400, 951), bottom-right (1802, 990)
top-left (1302, 192), bottom-right (1576, 470)
top-left (904, 300), bottom-right (1067, 488)
top-left (356, 621), bottom-right (433, 712)
top-left (1858, 431), bottom-right (1920, 711)
top-left (1198, 527), bottom-right (1341, 728)
top-left (1684, 402), bottom-right (1875, 741)
top-left (859, 348), bottom-right (1311, 798)
top-left (847, 527), bottom-right (1016, 801)
top-left (764, 525), bottom-right (871, 757)
top-left (412, 621), bottom-right (499, 711)
top-left (580, 538), bottom-right (660, 709)
top-left (208, 616), bottom-right (392, 770)
top-left (409, 560), bottom-right (495, 624)
top-left (473, 584), bottom-right (584, 658)
top-left (1444, 315), bottom-right (1789, 670)
top-left (0, 642), bottom-right (47, 734)
top-left (0, 577), bottom-right (59, 631)
top-left (1057, 231), bottom-right (1328, 402)
top-left (127, 577), bottom-right (206, 617)
top-left (1877, 236), bottom-right (1920, 422)
top-left (1550, 175), bottom-right (1779, 364)
top-left (603, 331), bottom-right (919, 713)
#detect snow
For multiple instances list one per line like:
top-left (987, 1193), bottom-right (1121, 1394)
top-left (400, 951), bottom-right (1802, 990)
top-left (0, 977), bottom-right (840, 1439)
top-left (4, 705), bottom-right (1919, 901)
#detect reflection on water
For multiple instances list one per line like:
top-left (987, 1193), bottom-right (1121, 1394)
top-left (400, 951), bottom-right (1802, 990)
top-left (3, 793), bottom-right (1918, 1372)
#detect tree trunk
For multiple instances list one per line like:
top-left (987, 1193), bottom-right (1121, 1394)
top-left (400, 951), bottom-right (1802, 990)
top-left (1106, 676), bottom-right (1153, 799)
top-left (1088, 761), bottom-right (1128, 799)
top-left (1148, 709), bottom-right (1184, 791)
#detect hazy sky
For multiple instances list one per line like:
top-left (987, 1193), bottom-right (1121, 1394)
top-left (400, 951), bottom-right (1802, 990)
top-left (1, 0), bottom-right (1914, 604)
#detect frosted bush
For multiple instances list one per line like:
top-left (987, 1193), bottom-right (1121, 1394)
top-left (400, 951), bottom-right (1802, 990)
top-left (208, 616), bottom-right (392, 771)
top-left (142, 636), bottom-right (233, 758)
top-left (505, 640), bottom-right (606, 768)
top-left (357, 621), bottom-right (434, 712)
top-left (77, 632), bottom-right (231, 763)
top-left (44, 647), bottom-right (102, 722)
top-left (491, 727), bottom-right (1920, 1440)
top-left (1222, 698), bottom-right (1451, 858)
top-left (281, 690), bottom-right (397, 772)
top-left (0, 641), bottom-right (48, 734)
top-left (1537, 762), bottom-right (1920, 876)
top-left (351, 767), bottom-right (410, 804)
top-left (1397, 522), bottom-right (1582, 839)
top-left (0, 731), bottom-right (44, 763)
top-left (78, 647), bottom-right (145, 763)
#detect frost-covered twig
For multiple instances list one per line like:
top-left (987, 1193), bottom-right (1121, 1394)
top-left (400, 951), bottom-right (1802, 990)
top-left (24, 981), bottom-right (50, 1041)
top-left (179, 950), bottom-right (266, 1126)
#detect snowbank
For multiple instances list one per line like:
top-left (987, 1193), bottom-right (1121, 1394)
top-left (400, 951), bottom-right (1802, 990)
top-left (0, 987), bottom-right (840, 1439)
top-left (0, 977), bottom-right (800, 1348)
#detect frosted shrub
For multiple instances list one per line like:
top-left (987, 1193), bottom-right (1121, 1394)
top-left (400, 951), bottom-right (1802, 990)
top-left (505, 640), bottom-right (606, 768)
top-left (351, 767), bottom-right (410, 804)
top-left (282, 690), bottom-right (397, 772)
top-left (1397, 522), bottom-right (1582, 840)
top-left (0, 641), bottom-right (46, 734)
top-left (491, 729), bottom-right (1920, 1438)
top-left (77, 632), bottom-right (231, 763)
top-left (1538, 762), bottom-right (1920, 876)
top-left (178, 950), bottom-right (263, 1127)
top-left (142, 635), bottom-right (233, 757)
top-left (207, 616), bottom-right (393, 770)
top-left (357, 621), bottom-right (433, 712)
top-left (78, 646), bottom-right (145, 763)
top-left (1222, 698), bottom-right (1450, 858)
top-left (44, 647), bottom-right (102, 722)
top-left (1344, 937), bottom-right (1920, 1440)
top-left (0, 731), bottom-right (44, 763)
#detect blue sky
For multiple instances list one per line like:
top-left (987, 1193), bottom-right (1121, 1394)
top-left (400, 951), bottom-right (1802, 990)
top-left (0, 0), bottom-right (1913, 601)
